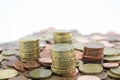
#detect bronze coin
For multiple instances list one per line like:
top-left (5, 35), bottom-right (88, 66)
top-left (40, 45), bottom-right (51, 58)
top-left (7, 60), bottom-right (19, 67)
top-left (24, 61), bottom-right (40, 69)
top-left (39, 57), bottom-right (52, 64)
top-left (14, 61), bottom-right (25, 72)
top-left (103, 62), bottom-right (119, 68)
top-left (75, 50), bottom-right (83, 60)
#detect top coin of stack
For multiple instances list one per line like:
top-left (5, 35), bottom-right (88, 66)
top-left (19, 37), bottom-right (40, 62)
top-left (83, 43), bottom-right (104, 63)
top-left (53, 30), bottom-right (72, 44)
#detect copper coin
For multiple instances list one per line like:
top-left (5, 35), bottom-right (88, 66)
top-left (24, 61), bottom-right (40, 69)
top-left (75, 50), bottom-right (83, 60)
top-left (77, 75), bottom-right (100, 80)
top-left (38, 57), bottom-right (52, 64)
top-left (40, 45), bottom-right (51, 58)
top-left (41, 63), bottom-right (51, 67)
top-left (102, 63), bottom-right (119, 68)
top-left (14, 61), bottom-right (25, 72)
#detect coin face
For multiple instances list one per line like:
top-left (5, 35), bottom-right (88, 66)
top-left (8, 75), bottom-right (27, 80)
top-left (30, 68), bottom-right (52, 79)
top-left (110, 66), bottom-right (120, 75)
top-left (79, 64), bottom-right (103, 74)
top-left (107, 71), bottom-right (120, 79)
top-left (0, 69), bottom-right (18, 79)
top-left (77, 75), bottom-right (100, 80)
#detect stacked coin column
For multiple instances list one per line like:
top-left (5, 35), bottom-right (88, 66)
top-left (83, 43), bottom-right (104, 63)
top-left (19, 37), bottom-right (40, 62)
top-left (53, 30), bottom-right (72, 44)
top-left (50, 44), bottom-right (76, 76)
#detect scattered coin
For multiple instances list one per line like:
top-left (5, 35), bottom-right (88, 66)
top-left (110, 66), bottom-right (120, 76)
top-left (7, 60), bottom-right (19, 67)
top-left (79, 64), bottom-right (103, 74)
top-left (77, 75), bottom-right (100, 80)
top-left (8, 75), bottom-right (28, 80)
top-left (0, 69), bottom-right (18, 79)
top-left (24, 61), bottom-right (40, 69)
top-left (14, 61), bottom-right (25, 72)
top-left (38, 57), bottom-right (52, 64)
top-left (103, 63), bottom-right (119, 68)
top-left (29, 68), bottom-right (52, 79)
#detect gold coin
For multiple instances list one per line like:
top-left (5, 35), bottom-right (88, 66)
top-left (0, 69), bottom-right (18, 79)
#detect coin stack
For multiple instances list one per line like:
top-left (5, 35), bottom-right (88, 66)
top-left (50, 44), bottom-right (76, 76)
top-left (53, 30), bottom-right (72, 44)
top-left (83, 43), bottom-right (104, 63)
top-left (19, 37), bottom-right (40, 62)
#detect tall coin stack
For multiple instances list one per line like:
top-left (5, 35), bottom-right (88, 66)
top-left (19, 37), bottom-right (40, 62)
top-left (53, 30), bottom-right (72, 44)
top-left (50, 44), bottom-right (76, 76)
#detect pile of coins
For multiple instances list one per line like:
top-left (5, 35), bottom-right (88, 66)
top-left (53, 30), bottom-right (72, 44)
top-left (19, 37), bottom-right (40, 62)
top-left (83, 43), bottom-right (104, 63)
top-left (50, 44), bottom-right (76, 76)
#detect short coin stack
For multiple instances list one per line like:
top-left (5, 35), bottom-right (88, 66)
top-left (19, 37), bottom-right (40, 62)
top-left (83, 43), bottom-right (104, 63)
top-left (53, 30), bottom-right (72, 44)
top-left (50, 44), bottom-right (76, 76)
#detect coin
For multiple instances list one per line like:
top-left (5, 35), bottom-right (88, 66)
top-left (0, 69), bottom-right (18, 79)
top-left (38, 57), bottom-right (52, 64)
top-left (24, 61), bottom-right (40, 69)
top-left (107, 71), bottom-right (120, 79)
top-left (103, 55), bottom-right (120, 62)
top-left (30, 68), bottom-right (52, 79)
top-left (4, 55), bottom-right (19, 61)
top-left (14, 61), bottom-right (25, 72)
top-left (103, 63), bottom-right (119, 68)
top-left (75, 50), bottom-right (83, 60)
top-left (72, 43), bottom-right (84, 51)
top-left (110, 66), bottom-right (120, 76)
top-left (8, 75), bottom-right (28, 80)
top-left (2, 50), bottom-right (16, 56)
top-left (104, 48), bottom-right (120, 56)
top-left (77, 75), bottom-right (100, 80)
top-left (79, 64), bottom-right (103, 74)
top-left (95, 72), bottom-right (108, 80)
top-left (7, 60), bottom-right (19, 67)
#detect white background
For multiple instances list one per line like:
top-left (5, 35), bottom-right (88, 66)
top-left (0, 0), bottom-right (120, 42)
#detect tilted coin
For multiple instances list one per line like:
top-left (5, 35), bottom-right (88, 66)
top-left (30, 68), bottom-right (52, 79)
top-left (24, 61), bottom-right (40, 69)
top-left (7, 60), bottom-right (20, 67)
top-left (14, 61), bottom-right (25, 72)
top-left (0, 69), bottom-right (18, 79)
